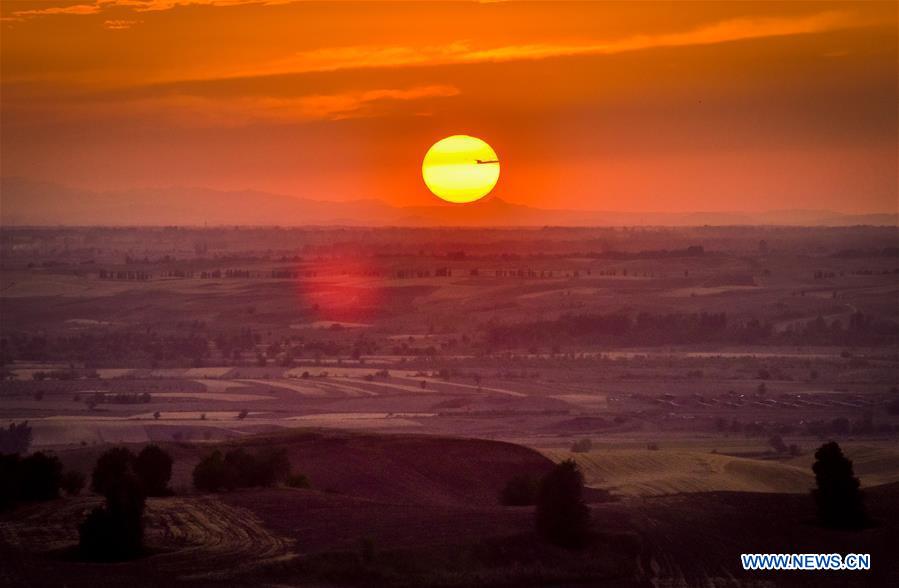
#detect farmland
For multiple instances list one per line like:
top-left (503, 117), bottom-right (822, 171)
top-left (2, 225), bottom-right (898, 586)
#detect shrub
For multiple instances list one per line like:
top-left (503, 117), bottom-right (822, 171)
top-left (193, 450), bottom-right (230, 492)
top-left (0, 452), bottom-right (64, 508)
top-left (18, 452), bottom-right (63, 501)
top-left (535, 459), bottom-right (590, 548)
top-left (285, 473), bottom-right (311, 489)
top-left (0, 421), bottom-right (32, 454)
top-left (258, 448), bottom-right (291, 486)
top-left (193, 447), bottom-right (291, 492)
top-left (500, 474), bottom-right (539, 506)
top-left (134, 445), bottom-right (173, 496)
top-left (768, 435), bottom-right (788, 454)
top-left (61, 470), bottom-right (86, 496)
top-left (812, 442), bottom-right (866, 528)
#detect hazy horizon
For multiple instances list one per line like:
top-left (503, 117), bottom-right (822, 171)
top-left (2, 176), bottom-right (897, 227)
top-left (2, 0), bottom-right (897, 218)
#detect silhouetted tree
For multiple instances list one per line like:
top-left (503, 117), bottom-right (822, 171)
top-left (0, 421), bottom-right (32, 454)
top-left (193, 450), bottom-right (230, 492)
top-left (91, 447), bottom-right (137, 495)
top-left (285, 473), bottom-right (310, 488)
top-left (812, 442), bottom-right (866, 528)
top-left (0, 452), bottom-right (64, 507)
top-left (18, 452), bottom-right (63, 501)
top-left (535, 459), bottom-right (590, 548)
top-left (0, 454), bottom-right (21, 509)
top-left (61, 470), bottom-right (86, 496)
top-left (500, 474), bottom-right (539, 506)
top-left (193, 447), bottom-right (290, 492)
top-left (134, 445), bottom-right (173, 496)
top-left (256, 447), bottom-right (290, 486)
top-left (79, 469), bottom-right (145, 561)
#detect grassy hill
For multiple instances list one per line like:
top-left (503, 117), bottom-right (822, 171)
top-left (545, 443), bottom-right (899, 497)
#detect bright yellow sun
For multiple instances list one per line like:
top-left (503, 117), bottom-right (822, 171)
top-left (422, 135), bottom-right (499, 203)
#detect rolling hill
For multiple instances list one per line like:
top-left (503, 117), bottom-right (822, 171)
top-left (3, 177), bottom-right (896, 227)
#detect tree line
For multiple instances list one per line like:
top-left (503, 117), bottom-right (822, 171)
top-left (486, 311), bottom-right (899, 348)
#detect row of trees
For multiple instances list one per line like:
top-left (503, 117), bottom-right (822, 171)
top-left (2, 437), bottom-right (306, 560)
top-left (4, 332), bottom-right (210, 364)
top-left (487, 311), bottom-right (899, 348)
top-left (192, 447), bottom-right (292, 492)
top-left (0, 452), bottom-right (85, 509)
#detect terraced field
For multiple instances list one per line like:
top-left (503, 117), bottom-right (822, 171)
top-left (545, 449), bottom-right (816, 496)
top-left (146, 496), bottom-right (296, 580)
top-left (0, 495), bottom-right (295, 584)
top-left (545, 444), bottom-right (899, 497)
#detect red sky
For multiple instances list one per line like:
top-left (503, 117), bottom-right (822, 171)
top-left (1, 0), bottom-right (896, 214)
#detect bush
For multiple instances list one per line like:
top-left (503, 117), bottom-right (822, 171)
top-left (285, 473), bottom-right (311, 489)
top-left (0, 421), bottom-right (32, 454)
top-left (134, 445), bottom-right (173, 496)
top-left (61, 470), bottom-right (86, 496)
top-left (768, 435), bottom-right (788, 454)
top-left (812, 441), bottom-right (866, 528)
top-left (535, 459), bottom-right (590, 548)
top-left (193, 447), bottom-right (291, 492)
top-left (193, 450), bottom-right (230, 492)
top-left (0, 452), bottom-right (64, 508)
top-left (500, 474), bottom-right (539, 506)
top-left (18, 452), bottom-right (63, 501)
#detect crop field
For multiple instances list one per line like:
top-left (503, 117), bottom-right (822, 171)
top-left (1, 226), bottom-right (898, 586)
top-left (0, 495), bottom-right (296, 585)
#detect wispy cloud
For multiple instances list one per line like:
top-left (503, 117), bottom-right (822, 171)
top-left (234, 10), bottom-right (870, 78)
top-left (104, 19), bottom-right (141, 29)
top-left (10, 0), bottom-right (295, 18)
top-left (12, 4), bottom-right (102, 17)
top-left (6, 84), bottom-right (461, 126)
top-left (135, 84), bottom-right (460, 125)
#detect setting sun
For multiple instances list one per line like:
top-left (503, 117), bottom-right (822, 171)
top-left (422, 135), bottom-right (500, 204)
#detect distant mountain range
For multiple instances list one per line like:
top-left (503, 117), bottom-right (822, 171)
top-left (1, 177), bottom-right (896, 227)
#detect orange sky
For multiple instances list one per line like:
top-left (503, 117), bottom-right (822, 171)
top-left (1, 0), bottom-right (897, 213)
